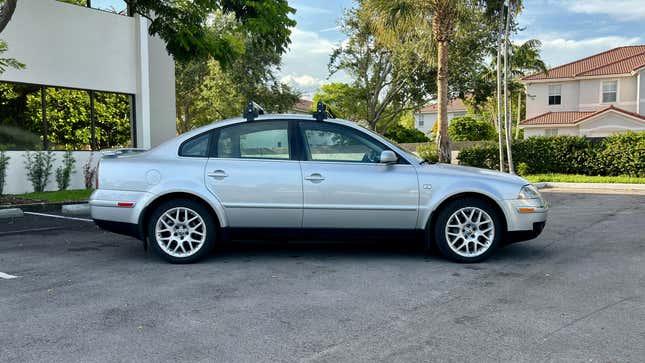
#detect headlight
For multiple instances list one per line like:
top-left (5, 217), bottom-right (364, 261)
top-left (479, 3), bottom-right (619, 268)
top-left (518, 184), bottom-right (541, 200)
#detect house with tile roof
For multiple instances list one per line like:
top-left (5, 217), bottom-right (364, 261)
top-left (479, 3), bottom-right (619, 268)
top-left (414, 98), bottom-right (467, 135)
top-left (519, 45), bottom-right (645, 137)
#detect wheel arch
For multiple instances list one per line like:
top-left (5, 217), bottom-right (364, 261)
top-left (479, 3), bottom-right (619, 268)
top-left (139, 191), bottom-right (226, 239)
top-left (425, 192), bottom-right (509, 238)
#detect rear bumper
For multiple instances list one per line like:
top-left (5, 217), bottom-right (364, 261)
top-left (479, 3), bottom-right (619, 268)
top-left (94, 219), bottom-right (144, 240)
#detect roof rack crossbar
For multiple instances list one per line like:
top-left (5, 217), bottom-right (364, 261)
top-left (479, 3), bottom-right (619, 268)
top-left (243, 101), bottom-right (265, 121)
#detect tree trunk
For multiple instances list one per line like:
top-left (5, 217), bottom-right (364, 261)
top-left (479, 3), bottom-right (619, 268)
top-left (435, 40), bottom-right (451, 163)
top-left (0, 0), bottom-right (17, 34)
top-left (496, 6), bottom-right (505, 172)
top-left (503, 1), bottom-right (515, 174)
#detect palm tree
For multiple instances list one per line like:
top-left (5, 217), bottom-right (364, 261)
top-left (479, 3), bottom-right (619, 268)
top-left (367, 0), bottom-right (471, 163)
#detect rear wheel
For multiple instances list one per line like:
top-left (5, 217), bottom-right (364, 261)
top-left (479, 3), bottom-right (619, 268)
top-left (147, 199), bottom-right (216, 263)
top-left (433, 198), bottom-right (502, 263)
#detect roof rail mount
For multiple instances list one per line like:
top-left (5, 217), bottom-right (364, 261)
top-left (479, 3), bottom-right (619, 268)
top-left (313, 101), bottom-right (336, 121)
top-left (243, 101), bottom-right (265, 121)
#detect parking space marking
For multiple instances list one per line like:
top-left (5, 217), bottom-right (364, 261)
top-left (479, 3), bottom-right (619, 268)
top-left (0, 272), bottom-right (19, 279)
top-left (23, 212), bottom-right (93, 223)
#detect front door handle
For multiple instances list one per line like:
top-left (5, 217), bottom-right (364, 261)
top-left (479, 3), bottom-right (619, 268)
top-left (207, 170), bottom-right (228, 179)
top-left (304, 173), bottom-right (325, 182)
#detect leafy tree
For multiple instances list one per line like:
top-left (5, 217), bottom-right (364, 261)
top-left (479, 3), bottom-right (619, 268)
top-left (125, 0), bottom-right (295, 66)
top-left (328, 8), bottom-right (431, 133)
top-left (367, 0), bottom-right (506, 163)
top-left (312, 83), bottom-right (365, 122)
top-left (24, 150), bottom-right (55, 193)
top-left (448, 116), bottom-right (496, 141)
top-left (384, 124), bottom-right (429, 143)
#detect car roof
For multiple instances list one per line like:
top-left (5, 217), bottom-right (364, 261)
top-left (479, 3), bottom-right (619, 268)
top-left (154, 113), bottom-right (420, 165)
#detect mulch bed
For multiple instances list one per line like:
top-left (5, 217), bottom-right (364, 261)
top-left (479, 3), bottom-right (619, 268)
top-left (0, 195), bottom-right (42, 206)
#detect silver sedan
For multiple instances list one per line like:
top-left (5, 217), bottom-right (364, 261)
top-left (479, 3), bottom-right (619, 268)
top-left (90, 113), bottom-right (547, 263)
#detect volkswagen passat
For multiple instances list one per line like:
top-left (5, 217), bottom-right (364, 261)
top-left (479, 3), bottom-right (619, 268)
top-left (90, 111), bottom-right (547, 263)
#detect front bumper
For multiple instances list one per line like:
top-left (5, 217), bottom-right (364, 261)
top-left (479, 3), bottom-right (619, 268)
top-left (505, 221), bottom-right (546, 244)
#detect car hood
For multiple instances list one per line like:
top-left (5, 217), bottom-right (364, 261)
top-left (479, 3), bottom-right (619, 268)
top-left (418, 163), bottom-right (529, 185)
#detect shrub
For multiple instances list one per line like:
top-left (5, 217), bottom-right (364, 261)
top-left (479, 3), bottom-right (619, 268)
top-left (516, 162), bottom-right (530, 176)
top-left (83, 153), bottom-right (97, 189)
top-left (0, 150), bottom-right (9, 195)
top-left (448, 116), bottom-right (496, 141)
top-left (416, 143), bottom-right (439, 163)
top-left (24, 150), bottom-right (55, 193)
top-left (55, 150), bottom-right (76, 191)
top-left (457, 132), bottom-right (645, 177)
top-left (384, 123), bottom-right (429, 143)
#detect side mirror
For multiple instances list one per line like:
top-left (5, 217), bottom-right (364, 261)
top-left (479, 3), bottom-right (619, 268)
top-left (380, 150), bottom-right (397, 164)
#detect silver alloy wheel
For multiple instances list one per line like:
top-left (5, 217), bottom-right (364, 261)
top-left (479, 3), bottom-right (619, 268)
top-left (445, 207), bottom-right (495, 258)
top-left (155, 207), bottom-right (206, 258)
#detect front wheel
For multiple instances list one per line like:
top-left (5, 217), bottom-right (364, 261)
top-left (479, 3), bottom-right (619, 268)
top-left (147, 199), bottom-right (217, 264)
top-left (433, 198), bottom-right (503, 263)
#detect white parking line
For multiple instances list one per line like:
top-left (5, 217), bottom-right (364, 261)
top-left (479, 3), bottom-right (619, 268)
top-left (0, 272), bottom-right (19, 279)
top-left (23, 212), bottom-right (93, 223)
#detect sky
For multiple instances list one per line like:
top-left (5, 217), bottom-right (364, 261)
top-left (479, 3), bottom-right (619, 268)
top-left (99, 0), bottom-right (644, 99)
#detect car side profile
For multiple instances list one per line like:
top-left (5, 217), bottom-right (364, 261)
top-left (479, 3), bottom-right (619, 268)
top-left (90, 104), bottom-right (548, 264)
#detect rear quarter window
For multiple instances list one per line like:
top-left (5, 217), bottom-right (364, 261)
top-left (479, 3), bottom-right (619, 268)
top-left (179, 132), bottom-right (211, 157)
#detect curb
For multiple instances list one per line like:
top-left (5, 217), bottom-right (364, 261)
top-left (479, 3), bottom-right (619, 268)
top-left (535, 182), bottom-right (645, 192)
top-left (0, 208), bottom-right (24, 219)
top-left (0, 201), bottom-right (87, 213)
top-left (62, 203), bottom-right (90, 216)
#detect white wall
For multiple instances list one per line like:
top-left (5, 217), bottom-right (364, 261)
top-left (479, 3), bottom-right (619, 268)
top-left (2, 151), bottom-right (100, 195)
top-left (0, 0), bottom-right (176, 148)
top-left (638, 70), bottom-right (645, 115)
top-left (414, 111), bottom-right (466, 134)
top-left (0, 0), bottom-right (138, 94)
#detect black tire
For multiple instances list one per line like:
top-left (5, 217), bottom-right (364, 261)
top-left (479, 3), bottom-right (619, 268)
top-left (147, 198), bottom-right (217, 264)
top-left (433, 198), bottom-right (503, 263)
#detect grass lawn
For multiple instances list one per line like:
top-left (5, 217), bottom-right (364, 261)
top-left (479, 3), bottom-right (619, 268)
top-left (14, 189), bottom-right (94, 203)
top-left (525, 174), bottom-right (645, 184)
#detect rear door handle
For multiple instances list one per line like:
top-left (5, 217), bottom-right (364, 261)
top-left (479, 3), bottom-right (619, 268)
top-left (304, 173), bottom-right (325, 182)
top-left (207, 170), bottom-right (228, 179)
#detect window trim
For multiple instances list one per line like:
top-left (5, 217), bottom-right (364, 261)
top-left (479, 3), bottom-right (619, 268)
top-left (178, 131), bottom-right (213, 158)
top-left (548, 84), bottom-right (562, 106)
top-left (296, 121), bottom-right (409, 165)
top-left (208, 120), bottom-right (296, 161)
top-left (600, 79), bottom-right (618, 104)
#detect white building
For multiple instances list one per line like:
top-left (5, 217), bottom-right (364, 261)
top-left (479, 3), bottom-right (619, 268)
top-left (0, 0), bottom-right (176, 194)
top-left (414, 98), bottom-right (467, 134)
top-left (519, 46), bottom-right (645, 137)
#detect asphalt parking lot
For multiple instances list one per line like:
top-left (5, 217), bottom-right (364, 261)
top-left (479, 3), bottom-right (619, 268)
top-left (1, 192), bottom-right (644, 362)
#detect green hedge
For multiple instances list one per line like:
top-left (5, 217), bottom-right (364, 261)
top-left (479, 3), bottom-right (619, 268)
top-left (457, 132), bottom-right (645, 177)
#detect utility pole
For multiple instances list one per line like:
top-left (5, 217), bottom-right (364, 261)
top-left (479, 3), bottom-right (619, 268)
top-left (496, 2), bottom-right (505, 172)
top-left (503, 0), bottom-right (515, 174)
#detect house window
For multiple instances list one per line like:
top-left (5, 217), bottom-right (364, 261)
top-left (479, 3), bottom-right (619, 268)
top-left (548, 85), bottom-right (561, 105)
top-left (544, 129), bottom-right (558, 136)
top-left (602, 80), bottom-right (617, 103)
top-left (418, 118), bottom-right (424, 127)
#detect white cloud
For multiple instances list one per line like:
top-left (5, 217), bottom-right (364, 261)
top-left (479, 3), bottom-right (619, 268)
top-left (278, 27), bottom-right (348, 98)
top-left (560, 0), bottom-right (645, 21)
top-left (281, 74), bottom-right (327, 88)
top-left (517, 35), bottom-right (642, 67)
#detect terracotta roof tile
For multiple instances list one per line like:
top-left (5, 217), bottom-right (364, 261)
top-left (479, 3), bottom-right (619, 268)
top-left (292, 99), bottom-right (313, 112)
top-left (419, 98), bottom-right (467, 113)
top-left (522, 45), bottom-right (645, 81)
top-left (520, 106), bottom-right (645, 126)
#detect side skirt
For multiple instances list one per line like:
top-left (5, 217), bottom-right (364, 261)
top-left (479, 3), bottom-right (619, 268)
top-left (221, 227), bottom-right (423, 242)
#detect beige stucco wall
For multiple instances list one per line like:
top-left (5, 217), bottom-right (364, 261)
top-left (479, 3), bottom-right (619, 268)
top-left (525, 81), bottom-right (580, 118)
top-left (414, 111), bottom-right (466, 134)
top-left (580, 112), bottom-right (645, 136)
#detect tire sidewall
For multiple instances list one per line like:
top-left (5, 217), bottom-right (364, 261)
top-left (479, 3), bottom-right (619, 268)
top-left (147, 199), bottom-right (217, 264)
top-left (433, 198), bottom-right (503, 263)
